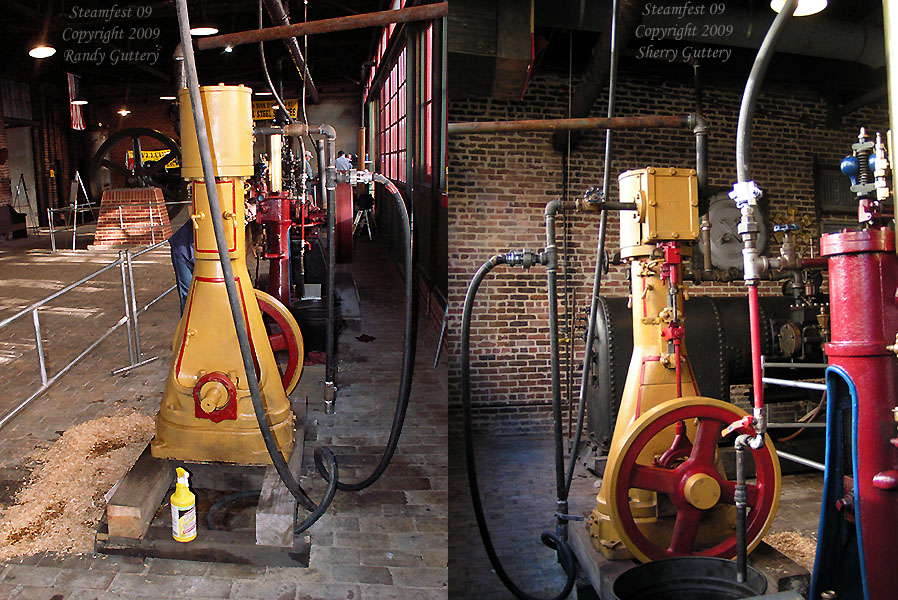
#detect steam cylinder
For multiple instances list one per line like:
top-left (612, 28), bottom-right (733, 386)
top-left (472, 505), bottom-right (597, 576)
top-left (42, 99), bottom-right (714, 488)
top-left (150, 84), bottom-right (294, 464)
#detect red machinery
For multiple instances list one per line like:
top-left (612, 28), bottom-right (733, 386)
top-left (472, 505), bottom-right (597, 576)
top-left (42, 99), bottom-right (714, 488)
top-left (811, 130), bottom-right (898, 600)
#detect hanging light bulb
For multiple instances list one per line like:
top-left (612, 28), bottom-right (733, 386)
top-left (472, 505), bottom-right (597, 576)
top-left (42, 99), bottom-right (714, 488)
top-left (189, 23), bottom-right (219, 36)
top-left (770, 0), bottom-right (827, 16)
top-left (29, 44), bottom-right (56, 59)
top-left (117, 107), bottom-right (131, 117)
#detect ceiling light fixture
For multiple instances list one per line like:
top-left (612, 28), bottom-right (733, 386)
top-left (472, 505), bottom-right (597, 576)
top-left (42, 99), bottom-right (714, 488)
top-left (29, 44), bottom-right (56, 59)
top-left (770, 0), bottom-right (827, 16)
top-left (190, 25), bottom-right (219, 36)
top-left (159, 95), bottom-right (177, 101)
top-left (255, 91), bottom-right (273, 96)
top-left (224, 45), bottom-right (233, 53)
top-left (117, 107), bottom-right (131, 117)
top-left (71, 98), bottom-right (88, 106)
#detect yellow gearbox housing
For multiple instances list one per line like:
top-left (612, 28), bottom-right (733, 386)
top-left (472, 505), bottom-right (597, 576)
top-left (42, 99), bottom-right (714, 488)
top-left (151, 84), bottom-right (294, 464)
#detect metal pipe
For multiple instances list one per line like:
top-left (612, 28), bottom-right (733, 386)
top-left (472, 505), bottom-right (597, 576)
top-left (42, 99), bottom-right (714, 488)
top-left (763, 361), bottom-right (829, 369)
top-left (125, 250), bottom-right (142, 362)
top-left (118, 250), bottom-right (136, 366)
top-left (567, 0), bottom-right (623, 499)
top-left (111, 355), bottom-right (160, 376)
top-left (776, 450), bottom-right (826, 472)
top-left (197, 3), bottom-right (448, 50)
top-left (0, 314), bottom-right (129, 431)
top-left (766, 422), bottom-right (826, 429)
top-left (691, 112), bottom-right (710, 213)
top-left (0, 255), bottom-right (125, 331)
top-left (449, 115), bottom-right (690, 135)
top-left (735, 435), bottom-right (750, 583)
top-left (32, 310), bottom-right (47, 386)
top-left (319, 138), bottom-right (336, 414)
top-left (762, 377), bottom-right (827, 391)
top-left (545, 199), bottom-right (573, 537)
top-left (262, 0), bottom-right (320, 104)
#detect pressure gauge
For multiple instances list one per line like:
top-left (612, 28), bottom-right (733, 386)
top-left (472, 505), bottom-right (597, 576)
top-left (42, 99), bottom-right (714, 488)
top-left (696, 191), bottom-right (769, 271)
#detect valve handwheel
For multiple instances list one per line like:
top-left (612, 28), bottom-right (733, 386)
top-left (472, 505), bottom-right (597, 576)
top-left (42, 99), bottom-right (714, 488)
top-left (255, 289), bottom-right (304, 395)
top-left (607, 397), bottom-right (781, 563)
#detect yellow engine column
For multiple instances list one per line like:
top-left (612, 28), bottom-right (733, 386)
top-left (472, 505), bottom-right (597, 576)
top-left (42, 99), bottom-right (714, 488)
top-left (589, 167), bottom-right (702, 558)
top-left (150, 84), bottom-right (294, 464)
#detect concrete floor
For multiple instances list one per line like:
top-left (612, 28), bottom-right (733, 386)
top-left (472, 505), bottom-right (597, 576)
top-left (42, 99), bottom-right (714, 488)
top-left (0, 226), bottom-right (447, 599)
top-left (449, 434), bottom-right (823, 599)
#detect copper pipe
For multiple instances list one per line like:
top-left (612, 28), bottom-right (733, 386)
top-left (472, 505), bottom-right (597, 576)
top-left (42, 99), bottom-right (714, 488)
top-left (197, 3), bottom-right (448, 50)
top-left (448, 115), bottom-right (690, 135)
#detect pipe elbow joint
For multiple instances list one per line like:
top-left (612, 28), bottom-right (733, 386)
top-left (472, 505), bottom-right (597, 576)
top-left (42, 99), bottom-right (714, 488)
top-left (689, 112), bottom-right (709, 134)
top-left (317, 124), bottom-right (337, 140)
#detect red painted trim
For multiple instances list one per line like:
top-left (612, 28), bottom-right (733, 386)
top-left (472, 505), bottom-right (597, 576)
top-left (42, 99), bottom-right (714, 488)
top-left (195, 180), bottom-right (239, 254)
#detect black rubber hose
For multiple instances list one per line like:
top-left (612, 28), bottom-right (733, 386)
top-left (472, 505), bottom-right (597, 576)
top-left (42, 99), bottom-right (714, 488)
top-left (316, 173), bottom-right (417, 491)
top-left (462, 254), bottom-right (576, 600)
top-left (736, 0), bottom-right (796, 183)
top-left (206, 490), bottom-right (261, 531)
top-left (296, 447), bottom-right (339, 533)
top-left (175, 0), bottom-right (323, 518)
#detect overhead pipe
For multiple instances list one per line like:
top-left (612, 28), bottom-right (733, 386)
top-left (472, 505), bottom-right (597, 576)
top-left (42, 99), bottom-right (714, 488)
top-left (197, 3), bottom-right (448, 51)
top-left (449, 115), bottom-right (690, 135)
top-left (262, 0), bottom-right (320, 104)
top-left (550, 0), bottom-right (647, 152)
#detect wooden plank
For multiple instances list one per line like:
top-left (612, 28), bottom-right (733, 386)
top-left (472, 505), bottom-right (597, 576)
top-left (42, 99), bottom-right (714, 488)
top-left (256, 400), bottom-right (306, 547)
top-left (105, 444), bottom-right (173, 539)
top-left (751, 541), bottom-right (811, 595)
top-left (569, 519), bottom-right (636, 599)
top-left (96, 520), bottom-right (310, 568)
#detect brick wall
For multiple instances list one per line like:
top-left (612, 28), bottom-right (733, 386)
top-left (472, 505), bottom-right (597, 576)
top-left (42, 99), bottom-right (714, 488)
top-left (0, 106), bottom-right (10, 205)
top-left (448, 69), bottom-right (888, 435)
top-left (90, 187), bottom-right (172, 248)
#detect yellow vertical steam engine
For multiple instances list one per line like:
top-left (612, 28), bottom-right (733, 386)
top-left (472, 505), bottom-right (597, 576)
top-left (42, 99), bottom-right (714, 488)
top-left (151, 84), bottom-right (294, 464)
top-left (588, 167), bottom-right (781, 562)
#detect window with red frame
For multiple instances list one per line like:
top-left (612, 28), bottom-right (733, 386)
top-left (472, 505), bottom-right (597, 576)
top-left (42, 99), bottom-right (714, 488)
top-left (379, 47), bottom-right (407, 183)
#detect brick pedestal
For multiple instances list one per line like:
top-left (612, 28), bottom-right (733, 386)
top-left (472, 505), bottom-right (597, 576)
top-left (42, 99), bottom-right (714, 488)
top-left (90, 188), bottom-right (172, 248)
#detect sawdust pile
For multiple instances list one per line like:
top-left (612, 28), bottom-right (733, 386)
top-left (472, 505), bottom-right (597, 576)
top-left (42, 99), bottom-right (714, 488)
top-left (0, 413), bottom-right (154, 560)
top-left (765, 530), bottom-right (818, 571)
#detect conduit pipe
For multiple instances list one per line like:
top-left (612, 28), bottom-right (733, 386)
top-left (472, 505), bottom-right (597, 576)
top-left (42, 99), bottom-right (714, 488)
top-left (197, 3), bottom-right (448, 51)
top-left (449, 115), bottom-right (689, 135)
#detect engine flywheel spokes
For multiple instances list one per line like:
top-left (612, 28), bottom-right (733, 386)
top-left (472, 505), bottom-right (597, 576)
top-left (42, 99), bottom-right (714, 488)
top-left (256, 289), bottom-right (304, 395)
top-left (607, 397), bottom-right (781, 562)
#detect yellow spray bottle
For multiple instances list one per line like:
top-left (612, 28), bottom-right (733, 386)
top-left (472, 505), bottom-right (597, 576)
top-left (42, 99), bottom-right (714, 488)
top-left (170, 467), bottom-right (196, 542)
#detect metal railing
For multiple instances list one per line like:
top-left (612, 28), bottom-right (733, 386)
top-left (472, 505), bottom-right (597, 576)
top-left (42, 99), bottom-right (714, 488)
top-left (0, 238), bottom-right (175, 430)
top-left (760, 355), bottom-right (828, 471)
top-left (47, 200), bottom-right (191, 252)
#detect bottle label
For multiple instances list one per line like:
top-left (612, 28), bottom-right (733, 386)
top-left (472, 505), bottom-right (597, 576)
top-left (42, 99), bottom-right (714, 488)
top-left (171, 503), bottom-right (196, 542)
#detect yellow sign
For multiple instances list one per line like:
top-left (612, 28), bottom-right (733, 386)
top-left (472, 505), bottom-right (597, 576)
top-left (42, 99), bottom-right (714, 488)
top-left (252, 99), bottom-right (299, 121)
top-left (126, 149), bottom-right (180, 170)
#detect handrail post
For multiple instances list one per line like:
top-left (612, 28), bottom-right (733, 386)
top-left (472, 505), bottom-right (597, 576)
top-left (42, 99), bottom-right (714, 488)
top-left (48, 208), bottom-right (56, 253)
top-left (125, 249), bottom-right (142, 362)
top-left (32, 309), bottom-right (47, 386)
top-left (118, 250), bottom-right (136, 366)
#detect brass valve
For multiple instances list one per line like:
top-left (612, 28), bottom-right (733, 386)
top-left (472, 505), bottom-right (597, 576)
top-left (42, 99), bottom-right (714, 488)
top-left (190, 212), bottom-right (205, 229)
top-left (887, 332), bottom-right (898, 357)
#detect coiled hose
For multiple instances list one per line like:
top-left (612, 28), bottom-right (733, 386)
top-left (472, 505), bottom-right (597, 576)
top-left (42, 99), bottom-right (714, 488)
top-left (175, 0), bottom-right (414, 534)
top-left (462, 254), bottom-right (576, 600)
top-left (316, 173), bottom-right (417, 491)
